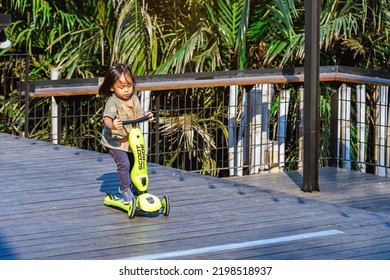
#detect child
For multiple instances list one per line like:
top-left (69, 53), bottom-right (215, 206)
top-left (99, 64), bottom-right (154, 204)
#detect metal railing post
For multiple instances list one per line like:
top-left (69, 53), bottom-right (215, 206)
top-left (50, 68), bottom-right (60, 144)
top-left (302, 0), bottom-right (321, 192)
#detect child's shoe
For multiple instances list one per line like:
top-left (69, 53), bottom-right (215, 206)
top-left (130, 183), bottom-right (139, 196)
top-left (119, 184), bottom-right (137, 195)
top-left (122, 191), bottom-right (134, 205)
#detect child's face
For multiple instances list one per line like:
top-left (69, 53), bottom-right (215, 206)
top-left (110, 74), bottom-right (134, 101)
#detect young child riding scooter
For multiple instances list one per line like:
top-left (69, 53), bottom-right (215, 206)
top-left (99, 64), bottom-right (154, 204)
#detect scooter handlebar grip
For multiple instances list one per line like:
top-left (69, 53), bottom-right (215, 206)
top-left (122, 115), bottom-right (151, 125)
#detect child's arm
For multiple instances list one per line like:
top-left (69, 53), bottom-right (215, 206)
top-left (103, 116), bottom-right (123, 130)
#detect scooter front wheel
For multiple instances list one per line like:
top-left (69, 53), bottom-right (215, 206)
top-left (127, 197), bottom-right (136, 219)
top-left (161, 195), bottom-right (170, 216)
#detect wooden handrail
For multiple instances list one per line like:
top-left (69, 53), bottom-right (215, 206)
top-left (27, 66), bottom-right (390, 97)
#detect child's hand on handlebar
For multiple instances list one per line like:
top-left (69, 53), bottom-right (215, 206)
top-left (112, 118), bottom-right (123, 129)
top-left (144, 111), bottom-right (155, 122)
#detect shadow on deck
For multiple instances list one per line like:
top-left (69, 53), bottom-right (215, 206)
top-left (1, 133), bottom-right (390, 260)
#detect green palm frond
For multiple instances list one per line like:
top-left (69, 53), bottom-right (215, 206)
top-left (321, 14), bottom-right (358, 51)
top-left (154, 0), bottom-right (251, 73)
top-left (160, 113), bottom-right (216, 154)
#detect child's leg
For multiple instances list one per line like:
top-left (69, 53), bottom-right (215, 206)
top-left (108, 148), bottom-right (132, 193)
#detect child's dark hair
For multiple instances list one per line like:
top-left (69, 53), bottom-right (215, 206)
top-left (99, 64), bottom-right (136, 97)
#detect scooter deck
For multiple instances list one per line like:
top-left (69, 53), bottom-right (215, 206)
top-left (103, 193), bottom-right (131, 212)
top-left (104, 192), bottom-right (170, 218)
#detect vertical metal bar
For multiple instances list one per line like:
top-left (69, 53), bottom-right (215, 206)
top-left (154, 93), bottom-right (160, 164)
top-left (228, 85), bottom-right (238, 176)
top-left (260, 85), bottom-right (270, 171)
top-left (51, 96), bottom-right (59, 144)
top-left (302, 0), bottom-right (321, 192)
top-left (340, 84), bottom-right (352, 170)
top-left (277, 89), bottom-right (290, 170)
top-left (58, 97), bottom-right (62, 144)
top-left (376, 86), bottom-right (388, 176)
top-left (298, 87), bottom-right (304, 169)
top-left (245, 86), bottom-right (253, 175)
top-left (356, 84), bottom-right (366, 173)
top-left (24, 55), bottom-right (30, 138)
top-left (329, 85), bottom-right (339, 167)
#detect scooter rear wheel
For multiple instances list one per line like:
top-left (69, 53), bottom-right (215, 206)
top-left (106, 192), bottom-right (116, 200)
top-left (127, 197), bottom-right (136, 219)
top-left (162, 195), bottom-right (170, 216)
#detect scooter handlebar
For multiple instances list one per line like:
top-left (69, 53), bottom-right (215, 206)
top-left (122, 115), bottom-right (151, 125)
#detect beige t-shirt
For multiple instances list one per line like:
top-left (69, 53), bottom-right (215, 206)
top-left (101, 94), bottom-right (144, 152)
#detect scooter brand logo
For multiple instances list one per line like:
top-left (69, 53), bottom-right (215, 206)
top-left (136, 144), bottom-right (146, 170)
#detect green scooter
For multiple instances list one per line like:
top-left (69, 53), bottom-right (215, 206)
top-left (104, 115), bottom-right (170, 219)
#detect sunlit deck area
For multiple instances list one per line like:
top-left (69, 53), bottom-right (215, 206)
top-left (1, 132), bottom-right (390, 260)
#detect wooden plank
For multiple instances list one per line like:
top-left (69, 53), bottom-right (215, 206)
top-left (226, 168), bottom-right (390, 215)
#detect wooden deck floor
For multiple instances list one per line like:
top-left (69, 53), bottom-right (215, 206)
top-left (1, 132), bottom-right (390, 260)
